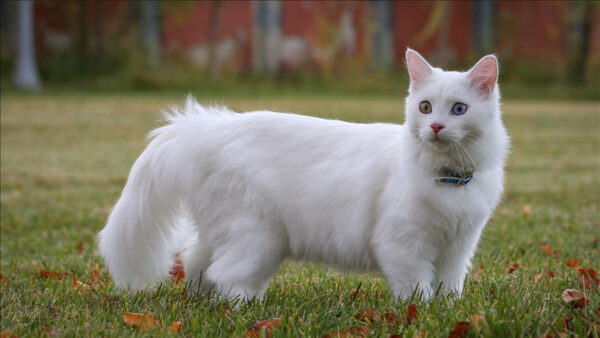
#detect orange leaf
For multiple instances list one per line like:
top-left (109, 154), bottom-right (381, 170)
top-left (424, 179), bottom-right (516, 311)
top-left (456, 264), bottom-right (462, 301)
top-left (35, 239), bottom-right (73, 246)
top-left (350, 288), bottom-right (366, 299)
top-left (90, 264), bottom-right (102, 287)
top-left (507, 263), bottom-right (519, 274)
top-left (0, 331), bottom-right (17, 338)
top-left (244, 318), bottom-right (280, 338)
top-left (561, 288), bottom-right (589, 307)
top-left (448, 321), bottom-right (470, 338)
top-left (534, 270), bottom-right (555, 282)
top-left (577, 268), bottom-right (599, 290)
top-left (168, 321), bottom-right (182, 334)
top-left (540, 244), bottom-right (552, 255)
top-left (565, 259), bottom-right (579, 268)
top-left (354, 309), bottom-right (379, 324)
top-left (169, 253), bottom-right (185, 285)
top-left (72, 278), bottom-right (90, 292)
top-left (471, 314), bottom-right (484, 330)
top-left (122, 312), bottom-right (160, 331)
top-left (522, 205), bottom-right (531, 218)
top-left (323, 326), bottom-right (370, 338)
top-left (406, 303), bottom-right (418, 324)
top-left (36, 270), bottom-right (66, 279)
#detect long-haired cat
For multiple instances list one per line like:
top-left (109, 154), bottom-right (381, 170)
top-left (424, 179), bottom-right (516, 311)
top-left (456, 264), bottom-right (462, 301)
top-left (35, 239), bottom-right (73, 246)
top-left (98, 49), bottom-right (509, 302)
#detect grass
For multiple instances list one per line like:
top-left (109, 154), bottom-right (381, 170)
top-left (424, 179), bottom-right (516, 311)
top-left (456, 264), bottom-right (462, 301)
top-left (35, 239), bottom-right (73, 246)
top-left (1, 93), bottom-right (599, 337)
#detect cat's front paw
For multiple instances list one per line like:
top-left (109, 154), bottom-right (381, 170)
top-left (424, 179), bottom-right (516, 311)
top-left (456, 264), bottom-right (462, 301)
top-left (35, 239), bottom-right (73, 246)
top-left (390, 282), bottom-right (434, 303)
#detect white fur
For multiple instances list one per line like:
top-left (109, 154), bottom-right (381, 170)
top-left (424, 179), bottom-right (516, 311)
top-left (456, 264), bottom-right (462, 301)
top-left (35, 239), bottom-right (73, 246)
top-left (98, 49), bottom-right (509, 302)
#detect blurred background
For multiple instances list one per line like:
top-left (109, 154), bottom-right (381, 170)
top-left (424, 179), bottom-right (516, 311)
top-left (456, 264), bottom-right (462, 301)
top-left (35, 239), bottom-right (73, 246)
top-left (1, 0), bottom-right (599, 98)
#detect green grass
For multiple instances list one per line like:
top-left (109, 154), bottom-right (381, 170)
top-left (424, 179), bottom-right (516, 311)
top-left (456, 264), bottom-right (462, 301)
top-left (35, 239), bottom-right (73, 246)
top-left (1, 94), bottom-right (599, 337)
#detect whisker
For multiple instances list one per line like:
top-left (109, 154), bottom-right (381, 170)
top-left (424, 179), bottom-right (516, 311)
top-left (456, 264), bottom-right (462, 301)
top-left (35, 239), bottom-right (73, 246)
top-left (451, 141), bottom-right (467, 174)
top-left (457, 142), bottom-right (477, 170)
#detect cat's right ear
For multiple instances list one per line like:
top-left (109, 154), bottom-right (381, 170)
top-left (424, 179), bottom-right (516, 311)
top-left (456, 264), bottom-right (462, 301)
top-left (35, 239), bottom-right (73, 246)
top-left (406, 48), bottom-right (433, 89)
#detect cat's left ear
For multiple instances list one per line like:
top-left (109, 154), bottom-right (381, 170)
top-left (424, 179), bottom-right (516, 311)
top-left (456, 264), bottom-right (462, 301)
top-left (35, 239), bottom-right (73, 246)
top-left (467, 55), bottom-right (498, 98)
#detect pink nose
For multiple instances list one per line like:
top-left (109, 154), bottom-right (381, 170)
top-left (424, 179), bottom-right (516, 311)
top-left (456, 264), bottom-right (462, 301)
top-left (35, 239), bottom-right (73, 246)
top-left (430, 123), bottom-right (445, 134)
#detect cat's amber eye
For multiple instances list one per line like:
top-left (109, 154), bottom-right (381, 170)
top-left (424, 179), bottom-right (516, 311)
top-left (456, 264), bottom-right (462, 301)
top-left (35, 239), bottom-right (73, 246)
top-left (419, 101), bottom-right (432, 114)
top-left (451, 102), bottom-right (468, 116)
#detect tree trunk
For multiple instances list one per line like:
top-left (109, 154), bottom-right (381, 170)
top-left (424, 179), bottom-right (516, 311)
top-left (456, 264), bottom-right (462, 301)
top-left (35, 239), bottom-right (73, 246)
top-left (13, 0), bottom-right (41, 90)
top-left (139, 0), bottom-right (161, 67)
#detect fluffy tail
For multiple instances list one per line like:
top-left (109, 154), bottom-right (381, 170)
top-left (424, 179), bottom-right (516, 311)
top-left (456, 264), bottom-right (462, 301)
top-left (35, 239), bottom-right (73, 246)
top-left (98, 122), bottom-right (190, 289)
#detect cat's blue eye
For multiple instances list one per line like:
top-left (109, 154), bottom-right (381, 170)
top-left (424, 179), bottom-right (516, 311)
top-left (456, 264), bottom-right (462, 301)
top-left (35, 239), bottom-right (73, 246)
top-left (451, 102), bottom-right (468, 116)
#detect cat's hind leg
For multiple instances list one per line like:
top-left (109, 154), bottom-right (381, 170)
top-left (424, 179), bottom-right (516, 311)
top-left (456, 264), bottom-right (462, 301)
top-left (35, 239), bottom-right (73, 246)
top-left (182, 237), bottom-right (215, 296)
top-left (204, 214), bottom-right (287, 303)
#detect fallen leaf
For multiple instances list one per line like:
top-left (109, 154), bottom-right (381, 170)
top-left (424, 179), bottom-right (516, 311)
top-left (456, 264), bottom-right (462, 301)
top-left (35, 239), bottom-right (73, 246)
top-left (169, 253), bottom-right (185, 285)
top-left (565, 259), bottom-right (579, 268)
top-left (471, 265), bottom-right (484, 280)
top-left (561, 316), bottom-right (570, 331)
top-left (0, 273), bottom-right (5, 282)
top-left (168, 321), bottom-right (182, 333)
top-left (323, 326), bottom-right (370, 338)
top-left (541, 243), bottom-right (552, 255)
top-left (77, 241), bottom-right (84, 254)
top-left (522, 205), bottom-right (532, 218)
top-left (471, 314), bottom-right (484, 330)
top-left (406, 303), bottom-right (418, 324)
top-left (0, 332), bottom-right (17, 338)
top-left (508, 263), bottom-right (520, 274)
top-left (354, 309), bottom-right (379, 324)
top-left (72, 277), bottom-right (91, 292)
top-left (577, 268), bottom-right (599, 290)
top-left (534, 270), bottom-right (556, 282)
top-left (122, 312), bottom-right (160, 331)
top-left (36, 270), bottom-right (66, 279)
top-left (384, 312), bottom-right (399, 327)
top-left (244, 318), bottom-right (280, 338)
top-left (414, 329), bottom-right (427, 338)
top-left (350, 287), bottom-right (366, 299)
top-left (90, 264), bottom-right (101, 287)
top-left (43, 325), bottom-right (55, 337)
top-left (448, 321), bottom-right (470, 338)
top-left (561, 289), bottom-right (589, 307)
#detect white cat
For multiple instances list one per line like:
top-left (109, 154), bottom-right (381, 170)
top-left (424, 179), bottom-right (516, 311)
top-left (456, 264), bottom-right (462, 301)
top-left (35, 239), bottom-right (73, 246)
top-left (98, 49), bottom-right (509, 302)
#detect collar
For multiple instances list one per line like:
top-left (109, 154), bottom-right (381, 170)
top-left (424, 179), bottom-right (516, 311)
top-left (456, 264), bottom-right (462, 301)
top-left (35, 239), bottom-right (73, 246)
top-left (435, 167), bottom-right (473, 186)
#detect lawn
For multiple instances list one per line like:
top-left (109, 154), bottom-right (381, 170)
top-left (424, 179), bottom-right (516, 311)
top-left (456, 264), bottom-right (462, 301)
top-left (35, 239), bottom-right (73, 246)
top-left (1, 93), bottom-right (598, 337)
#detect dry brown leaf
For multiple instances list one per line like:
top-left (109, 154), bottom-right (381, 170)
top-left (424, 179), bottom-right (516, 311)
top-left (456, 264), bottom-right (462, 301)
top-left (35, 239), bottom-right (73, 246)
top-left (522, 205), bottom-right (532, 218)
top-left (534, 270), bottom-right (555, 282)
top-left (77, 241), bottom-right (84, 254)
top-left (0, 273), bottom-right (5, 282)
top-left (384, 312), bottom-right (399, 328)
top-left (406, 303), bottom-right (418, 324)
top-left (36, 270), bottom-right (66, 279)
top-left (168, 321), bottom-right (182, 334)
top-left (414, 329), bottom-right (427, 338)
top-left (350, 288), bottom-right (366, 299)
top-left (354, 309), bottom-right (379, 324)
top-left (72, 278), bottom-right (90, 292)
top-left (565, 259), bottom-right (579, 268)
top-left (448, 321), bottom-right (470, 338)
top-left (90, 264), bottom-right (102, 287)
top-left (541, 243), bottom-right (552, 255)
top-left (169, 253), bottom-right (185, 285)
top-left (0, 331), bottom-right (17, 338)
top-left (577, 267), bottom-right (599, 290)
top-left (122, 312), bottom-right (160, 331)
top-left (561, 289), bottom-right (589, 307)
top-left (507, 263), bottom-right (519, 274)
top-left (244, 318), bottom-right (280, 338)
top-left (323, 326), bottom-right (370, 338)
top-left (471, 314), bottom-right (484, 330)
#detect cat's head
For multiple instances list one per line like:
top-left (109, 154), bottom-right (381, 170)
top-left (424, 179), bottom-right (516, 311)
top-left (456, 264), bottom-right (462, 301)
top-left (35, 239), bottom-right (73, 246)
top-left (404, 48), bottom-right (500, 154)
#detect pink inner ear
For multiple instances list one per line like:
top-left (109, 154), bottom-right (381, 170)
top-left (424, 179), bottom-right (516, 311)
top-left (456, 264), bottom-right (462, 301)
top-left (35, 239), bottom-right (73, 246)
top-left (468, 56), bottom-right (498, 96)
top-left (406, 50), bottom-right (433, 88)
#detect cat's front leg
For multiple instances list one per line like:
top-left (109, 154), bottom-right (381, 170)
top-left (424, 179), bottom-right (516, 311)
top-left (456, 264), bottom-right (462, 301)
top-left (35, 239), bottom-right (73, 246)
top-left (434, 224), bottom-right (484, 298)
top-left (372, 224), bottom-right (438, 302)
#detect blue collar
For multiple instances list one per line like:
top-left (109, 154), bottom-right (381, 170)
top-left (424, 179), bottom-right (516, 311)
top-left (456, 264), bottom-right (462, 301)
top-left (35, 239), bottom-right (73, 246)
top-left (435, 167), bottom-right (473, 186)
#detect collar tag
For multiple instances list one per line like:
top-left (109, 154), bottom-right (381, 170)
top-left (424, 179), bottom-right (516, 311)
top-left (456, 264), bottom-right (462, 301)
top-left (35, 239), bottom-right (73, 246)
top-left (435, 167), bottom-right (473, 186)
